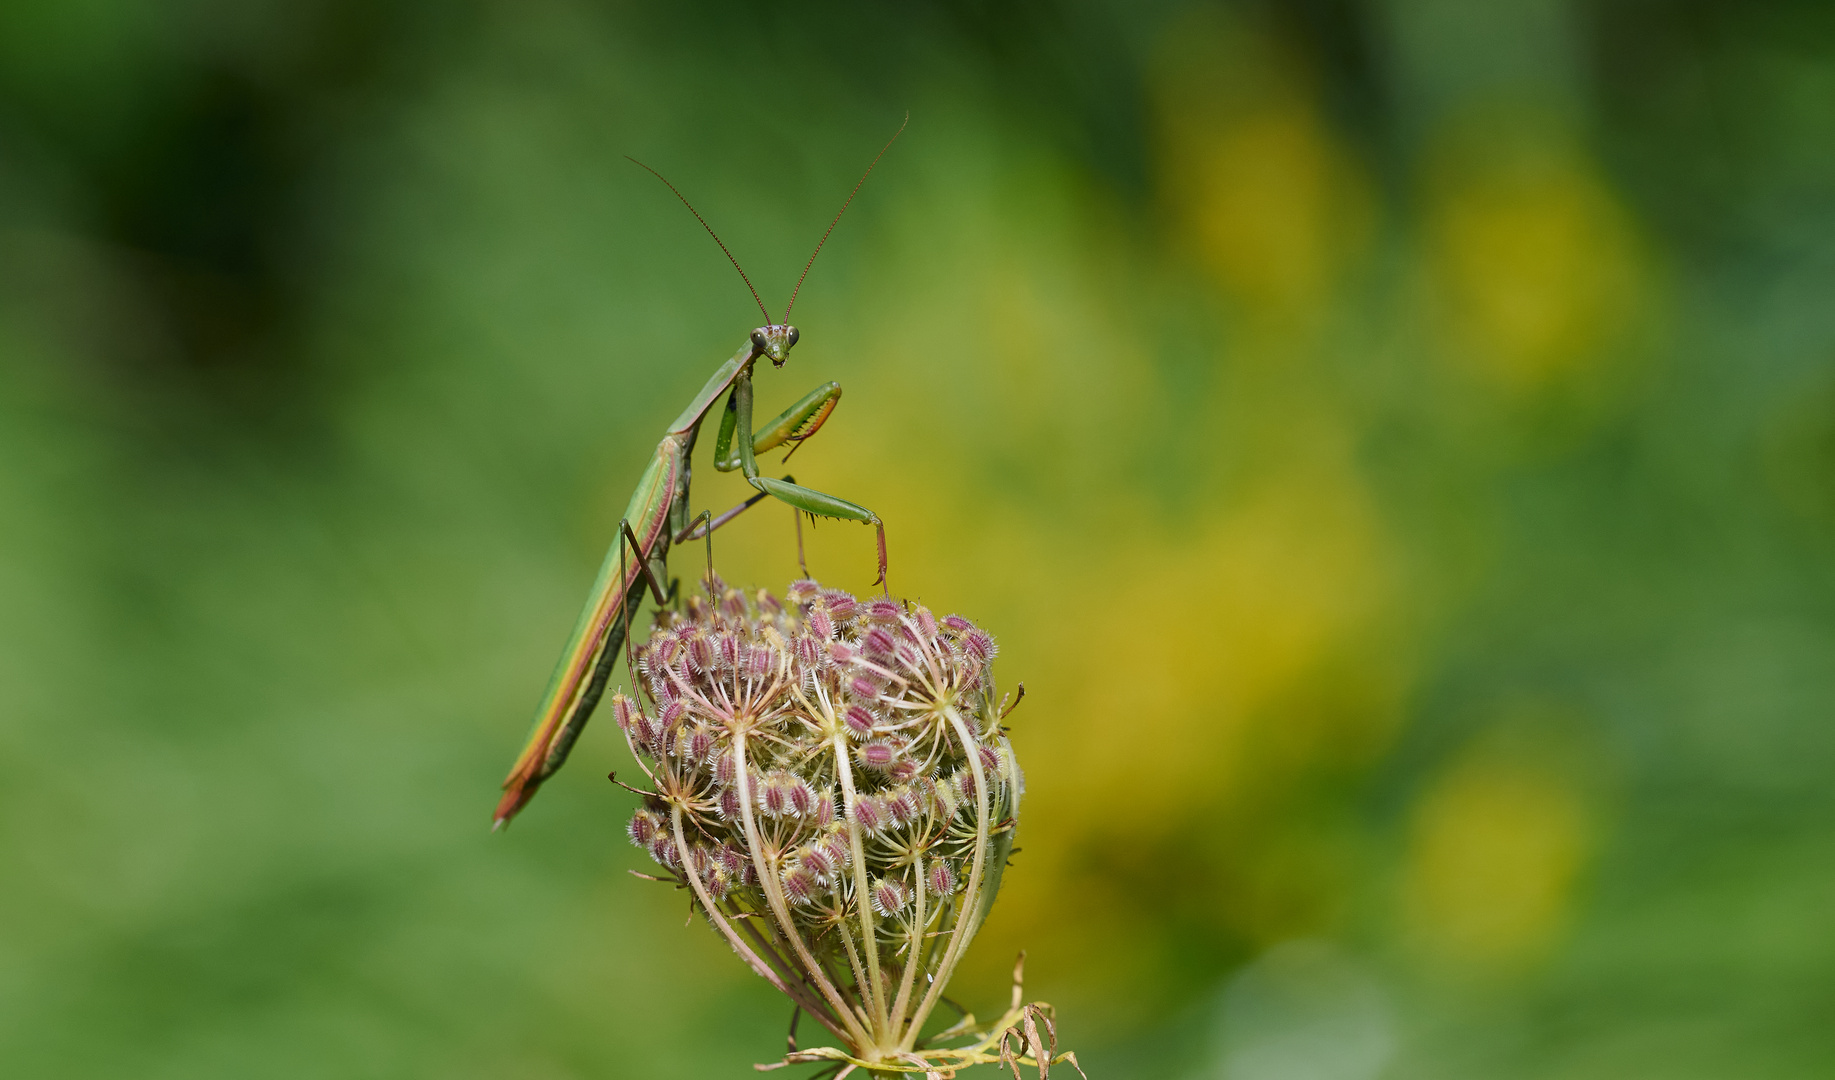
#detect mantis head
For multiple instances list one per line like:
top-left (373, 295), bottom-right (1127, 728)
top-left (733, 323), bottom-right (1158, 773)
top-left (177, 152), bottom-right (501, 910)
top-left (750, 324), bottom-right (800, 367)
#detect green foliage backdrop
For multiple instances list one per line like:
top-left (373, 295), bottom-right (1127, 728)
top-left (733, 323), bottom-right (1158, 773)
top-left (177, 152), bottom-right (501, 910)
top-left (4, 2), bottom-right (1834, 1077)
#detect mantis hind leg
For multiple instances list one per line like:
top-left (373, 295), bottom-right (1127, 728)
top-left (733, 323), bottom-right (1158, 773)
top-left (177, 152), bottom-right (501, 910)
top-left (676, 473), bottom-right (802, 584)
top-left (675, 476), bottom-right (798, 544)
top-left (542, 521), bottom-right (667, 779)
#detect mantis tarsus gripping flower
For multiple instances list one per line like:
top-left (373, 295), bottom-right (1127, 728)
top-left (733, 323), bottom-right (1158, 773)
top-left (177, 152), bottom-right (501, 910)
top-left (614, 576), bottom-right (1082, 1077)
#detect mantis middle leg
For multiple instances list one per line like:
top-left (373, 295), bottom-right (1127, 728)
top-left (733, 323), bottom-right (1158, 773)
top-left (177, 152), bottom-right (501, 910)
top-left (672, 473), bottom-right (796, 588)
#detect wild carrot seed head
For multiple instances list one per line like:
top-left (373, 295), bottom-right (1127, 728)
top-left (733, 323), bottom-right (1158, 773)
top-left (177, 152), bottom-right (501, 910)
top-left (617, 577), bottom-right (1023, 1042)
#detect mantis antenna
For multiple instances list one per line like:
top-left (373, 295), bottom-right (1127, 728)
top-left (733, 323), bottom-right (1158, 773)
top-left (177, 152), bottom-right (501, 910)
top-left (625, 155), bottom-right (775, 327)
top-left (784, 112), bottom-right (909, 324)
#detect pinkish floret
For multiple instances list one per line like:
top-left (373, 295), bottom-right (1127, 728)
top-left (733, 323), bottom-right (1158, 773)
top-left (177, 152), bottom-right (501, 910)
top-left (808, 607), bottom-right (835, 640)
top-left (871, 878), bottom-right (909, 916)
top-left (761, 776), bottom-right (789, 817)
top-left (852, 795), bottom-right (886, 835)
top-left (963, 629), bottom-right (997, 661)
top-left (863, 627), bottom-right (897, 657)
top-left (788, 779), bottom-right (818, 818)
top-left (686, 633), bottom-right (714, 672)
top-left (627, 809), bottom-right (660, 847)
top-left (782, 866), bottom-right (818, 905)
top-left (844, 704), bottom-right (877, 738)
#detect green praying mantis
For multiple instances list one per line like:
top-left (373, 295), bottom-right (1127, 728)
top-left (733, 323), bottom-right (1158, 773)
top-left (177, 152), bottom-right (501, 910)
top-left (494, 122), bottom-right (905, 828)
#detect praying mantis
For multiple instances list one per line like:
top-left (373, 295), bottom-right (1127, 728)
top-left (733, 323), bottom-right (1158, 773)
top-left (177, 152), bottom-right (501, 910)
top-left (493, 122), bottom-right (904, 828)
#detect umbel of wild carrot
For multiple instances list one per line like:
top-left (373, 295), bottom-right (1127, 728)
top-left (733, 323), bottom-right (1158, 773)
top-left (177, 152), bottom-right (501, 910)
top-left (613, 576), bottom-right (1081, 1077)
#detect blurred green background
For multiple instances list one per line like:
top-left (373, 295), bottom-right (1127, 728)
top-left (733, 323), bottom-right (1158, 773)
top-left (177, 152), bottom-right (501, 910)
top-left (4, 1), bottom-right (1834, 1077)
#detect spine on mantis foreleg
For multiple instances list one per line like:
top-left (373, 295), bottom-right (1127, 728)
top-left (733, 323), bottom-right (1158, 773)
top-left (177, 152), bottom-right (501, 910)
top-left (713, 381), bottom-right (843, 472)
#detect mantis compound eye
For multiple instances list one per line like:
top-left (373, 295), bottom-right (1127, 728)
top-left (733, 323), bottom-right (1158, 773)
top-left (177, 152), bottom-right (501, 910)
top-left (786, 326), bottom-right (799, 347)
top-left (750, 330), bottom-right (767, 351)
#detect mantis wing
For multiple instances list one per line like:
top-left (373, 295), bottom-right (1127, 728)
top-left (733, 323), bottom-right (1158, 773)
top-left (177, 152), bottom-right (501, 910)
top-left (495, 435), bottom-right (681, 827)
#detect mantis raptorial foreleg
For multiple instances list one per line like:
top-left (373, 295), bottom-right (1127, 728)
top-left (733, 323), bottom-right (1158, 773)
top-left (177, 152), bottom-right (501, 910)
top-left (728, 370), bottom-right (888, 586)
top-left (712, 379), bottom-right (852, 581)
top-left (715, 382), bottom-right (843, 471)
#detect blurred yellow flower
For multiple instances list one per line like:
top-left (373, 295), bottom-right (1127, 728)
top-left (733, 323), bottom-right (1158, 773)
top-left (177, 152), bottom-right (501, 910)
top-left (1424, 125), bottom-right (1643, 394)
top-left (1401, 721), bottom-right (1595, 970)
top-left (1153, 12), bottom-right (1374, 324)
